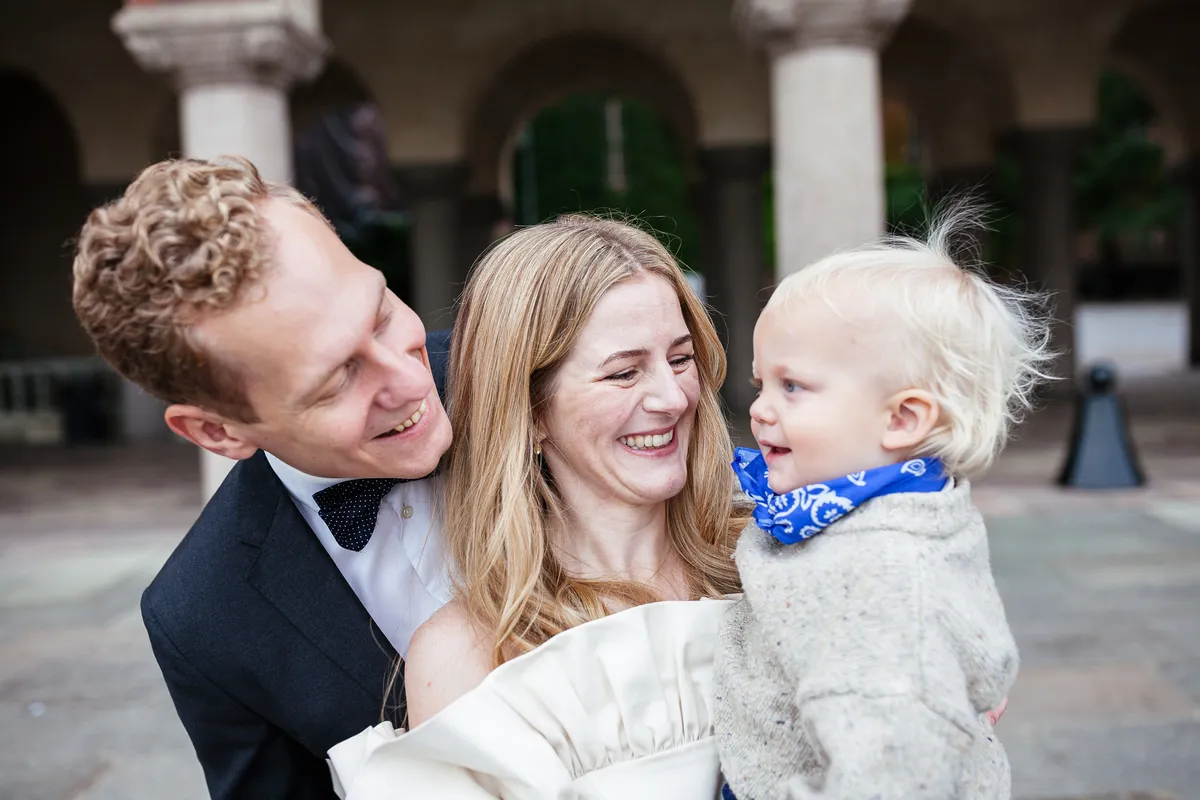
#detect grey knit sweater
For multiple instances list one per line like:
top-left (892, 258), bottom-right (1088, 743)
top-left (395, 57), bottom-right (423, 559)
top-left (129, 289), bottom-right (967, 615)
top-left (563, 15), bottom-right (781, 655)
top-left (714, 481), bottom-right (1017, 800)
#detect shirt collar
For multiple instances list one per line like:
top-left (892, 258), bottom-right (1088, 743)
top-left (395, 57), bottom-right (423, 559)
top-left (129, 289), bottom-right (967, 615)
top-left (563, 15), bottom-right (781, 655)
top-left (263, 452), bottom-right (344, 513)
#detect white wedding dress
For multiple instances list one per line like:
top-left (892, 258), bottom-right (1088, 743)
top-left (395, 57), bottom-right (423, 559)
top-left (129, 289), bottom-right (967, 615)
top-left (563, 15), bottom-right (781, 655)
top-left (328, 598), bottom-right (734, 800)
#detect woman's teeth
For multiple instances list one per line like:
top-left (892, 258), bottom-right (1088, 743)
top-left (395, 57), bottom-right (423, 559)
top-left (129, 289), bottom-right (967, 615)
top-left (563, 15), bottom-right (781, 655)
top-left (393, 400), bottom-right (428, 432)
top-left (619, 429), bottom-right (674, 450)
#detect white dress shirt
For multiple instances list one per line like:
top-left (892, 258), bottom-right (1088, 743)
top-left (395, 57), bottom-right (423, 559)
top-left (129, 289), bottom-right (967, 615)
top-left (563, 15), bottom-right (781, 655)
top-left (265, 452), bottom-right (453, 658)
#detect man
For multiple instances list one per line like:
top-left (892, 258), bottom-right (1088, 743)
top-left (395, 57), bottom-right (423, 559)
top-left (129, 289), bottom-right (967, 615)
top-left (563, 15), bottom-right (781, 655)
top-left (72, 156), bottom-right (455, 798)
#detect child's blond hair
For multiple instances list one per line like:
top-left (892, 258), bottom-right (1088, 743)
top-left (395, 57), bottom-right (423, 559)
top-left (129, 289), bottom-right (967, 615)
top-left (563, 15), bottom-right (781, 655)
top-left (766, 202), bottom-right (1056, 478)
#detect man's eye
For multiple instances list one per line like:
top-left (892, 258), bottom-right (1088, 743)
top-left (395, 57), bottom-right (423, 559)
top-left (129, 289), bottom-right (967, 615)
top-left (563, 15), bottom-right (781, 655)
top-left (334, 362), bottom-right (358, 393)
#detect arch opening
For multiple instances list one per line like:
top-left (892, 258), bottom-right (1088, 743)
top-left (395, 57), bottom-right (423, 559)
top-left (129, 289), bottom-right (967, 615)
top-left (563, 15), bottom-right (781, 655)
top-left (507, 91), bottom-right (701, 273)
top-left (292, 61), bottom-right (410, 301)
top-left (0, 69), bottom-right (87, 359)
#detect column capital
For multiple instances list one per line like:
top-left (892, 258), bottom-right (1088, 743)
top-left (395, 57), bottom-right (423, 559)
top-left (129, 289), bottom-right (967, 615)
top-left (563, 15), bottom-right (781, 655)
top-left (734, 0), bottom-right (912, 52)
top-left (113, 0), bottom-right (328, 91)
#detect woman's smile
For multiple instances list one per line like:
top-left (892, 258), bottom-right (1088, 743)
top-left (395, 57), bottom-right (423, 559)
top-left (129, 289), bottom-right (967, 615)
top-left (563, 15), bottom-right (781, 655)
top-left (617, 426), bottom-right (676, 454)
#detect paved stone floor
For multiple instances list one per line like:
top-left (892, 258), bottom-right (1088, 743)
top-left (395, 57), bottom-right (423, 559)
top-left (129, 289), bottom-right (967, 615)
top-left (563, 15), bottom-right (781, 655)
top-left (1, 374), bottom-right (1199, 800)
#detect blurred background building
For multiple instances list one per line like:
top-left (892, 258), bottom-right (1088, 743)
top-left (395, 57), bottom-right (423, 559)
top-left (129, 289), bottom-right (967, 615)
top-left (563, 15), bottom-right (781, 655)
top-left (1, 0), bottom-right (1197, 484)
top-left (4, 6), bottom-right (1200, 797)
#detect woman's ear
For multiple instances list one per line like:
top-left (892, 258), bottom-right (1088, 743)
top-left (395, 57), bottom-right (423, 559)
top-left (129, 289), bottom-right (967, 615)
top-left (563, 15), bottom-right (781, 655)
top-left (881, 390), bottom-right (940, 453)
top-left (532, 414), bottom-right (550, 448)
top-left (164, 404), bottom-right (259, 461)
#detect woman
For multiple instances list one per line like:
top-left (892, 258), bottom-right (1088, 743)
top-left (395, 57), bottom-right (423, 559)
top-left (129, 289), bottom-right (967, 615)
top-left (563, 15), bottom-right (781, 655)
top-left (329, 215), bottom-right (748, 799)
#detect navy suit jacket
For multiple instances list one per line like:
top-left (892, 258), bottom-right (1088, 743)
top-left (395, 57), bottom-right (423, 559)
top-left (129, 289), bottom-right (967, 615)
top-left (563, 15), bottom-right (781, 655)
top-left (142, 329), bottom-right (452, 799)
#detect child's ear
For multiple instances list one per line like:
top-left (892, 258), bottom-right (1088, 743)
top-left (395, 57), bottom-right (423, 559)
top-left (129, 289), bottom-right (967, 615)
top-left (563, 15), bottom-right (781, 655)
top-left (881, 390), bottom-right (940, 453)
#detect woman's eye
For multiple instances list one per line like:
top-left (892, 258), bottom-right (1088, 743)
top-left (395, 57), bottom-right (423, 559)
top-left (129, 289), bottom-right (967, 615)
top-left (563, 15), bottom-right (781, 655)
top-left (608, 369), bottom-right (637, 381)
top-left (670, 354), bottom-right (694, 369)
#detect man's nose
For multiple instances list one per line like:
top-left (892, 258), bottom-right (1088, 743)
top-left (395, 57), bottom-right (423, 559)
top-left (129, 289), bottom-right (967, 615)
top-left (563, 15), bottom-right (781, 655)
top-left (372, 343), bottom-right (433, 410)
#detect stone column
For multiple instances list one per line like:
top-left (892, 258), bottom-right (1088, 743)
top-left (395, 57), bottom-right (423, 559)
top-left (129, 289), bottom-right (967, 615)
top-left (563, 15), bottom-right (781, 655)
top-left (1007, 128), bottom-right (1087, 384)
top-left (114, 0), bottom-right (327, 501)
top-left (697, 145), bottom-right (771, 414)
top-left (737, 0), bottom-right (912, 277)
top-left (1175, 157), bottom-right (1200, 368)
top-left (393, 163), bottom-right (469, 330)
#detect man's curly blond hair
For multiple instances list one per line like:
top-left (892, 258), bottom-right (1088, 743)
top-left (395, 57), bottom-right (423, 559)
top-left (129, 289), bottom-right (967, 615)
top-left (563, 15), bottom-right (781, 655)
top-left (72, 157), bottom-right (329, 422)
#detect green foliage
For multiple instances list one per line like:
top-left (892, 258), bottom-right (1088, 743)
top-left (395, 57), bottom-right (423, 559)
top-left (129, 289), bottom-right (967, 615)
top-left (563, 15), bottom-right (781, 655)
top-left (1075, 70), bottom-right (1184, 252)
top-left (987, 70), bottom-right (1184, 275)
top-left (512, 92), bottom-right (701, 273)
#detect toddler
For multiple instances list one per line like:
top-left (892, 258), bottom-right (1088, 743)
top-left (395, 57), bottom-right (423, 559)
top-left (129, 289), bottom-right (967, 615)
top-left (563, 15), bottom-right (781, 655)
top-left (714, 209), bottom-right (1052, 799)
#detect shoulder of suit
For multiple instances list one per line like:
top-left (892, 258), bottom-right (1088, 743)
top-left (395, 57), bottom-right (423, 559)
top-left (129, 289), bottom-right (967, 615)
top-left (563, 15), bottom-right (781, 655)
top-left (144, 454), bottom-right (285, 616)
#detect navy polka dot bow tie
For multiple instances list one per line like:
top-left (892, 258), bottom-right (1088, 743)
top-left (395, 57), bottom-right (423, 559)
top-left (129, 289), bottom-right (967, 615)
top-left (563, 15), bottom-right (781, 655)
top-left (313, 478), bottom-right (403, 552)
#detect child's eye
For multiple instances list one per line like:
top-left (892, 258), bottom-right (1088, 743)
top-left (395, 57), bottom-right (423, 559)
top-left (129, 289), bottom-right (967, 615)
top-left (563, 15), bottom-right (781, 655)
top-left (750, 378), bottom-right (762, 396)
top-left (784, 381), bottom-right (801, 393)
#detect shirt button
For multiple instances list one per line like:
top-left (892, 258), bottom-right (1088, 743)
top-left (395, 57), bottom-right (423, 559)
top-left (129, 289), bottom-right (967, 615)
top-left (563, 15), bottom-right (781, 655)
top-left (401, 505), bottom-right (414, 519)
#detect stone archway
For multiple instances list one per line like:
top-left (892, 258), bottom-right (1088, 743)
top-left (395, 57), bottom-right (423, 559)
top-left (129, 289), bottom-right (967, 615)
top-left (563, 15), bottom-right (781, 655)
top-left (150, 60), bottom-right (408, 297)
top-left (883, 15), bottom-right (1016, 186)
top-left (292, 61), bottom-right (409, 304)
top-left (879, 16), bottom-right (1019, 276)
top-left (459, 33), bottom-right (768, 413)
top-left (459, 34), bottom-right (704, 293)
top-left (465, 33), bottom-right (700, 205)
top-left (0, 69), bottom-right (88, 358)
top-left (152, 58), bottom-right (382, 176)
top-left (291, 61), bottom-right (395, 228)
top-left (1109, 0), bottom-right (1200, 139)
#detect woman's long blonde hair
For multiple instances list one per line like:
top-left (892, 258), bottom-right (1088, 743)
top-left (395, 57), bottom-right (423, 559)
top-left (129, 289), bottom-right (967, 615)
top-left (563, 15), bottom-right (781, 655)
top-left (445, 214), bottom-right (746, 666)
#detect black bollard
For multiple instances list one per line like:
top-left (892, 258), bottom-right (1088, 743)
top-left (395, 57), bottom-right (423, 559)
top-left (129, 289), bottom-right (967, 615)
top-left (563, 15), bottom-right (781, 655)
top-left (1057, 363), bottom-right (1146, 489)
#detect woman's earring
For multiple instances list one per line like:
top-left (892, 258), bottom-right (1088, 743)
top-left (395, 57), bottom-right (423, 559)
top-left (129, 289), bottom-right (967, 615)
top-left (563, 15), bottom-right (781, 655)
top-left (534, 441), bottom-right (542, 457)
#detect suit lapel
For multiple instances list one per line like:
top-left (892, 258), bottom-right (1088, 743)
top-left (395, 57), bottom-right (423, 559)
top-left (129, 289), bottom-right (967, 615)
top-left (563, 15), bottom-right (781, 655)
top-left (244, 459), bottom-right (400, 706)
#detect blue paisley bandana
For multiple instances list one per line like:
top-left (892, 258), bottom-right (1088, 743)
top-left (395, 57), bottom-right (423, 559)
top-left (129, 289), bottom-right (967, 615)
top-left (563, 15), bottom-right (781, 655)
top-left (731, 447), bottom-right (949, 545)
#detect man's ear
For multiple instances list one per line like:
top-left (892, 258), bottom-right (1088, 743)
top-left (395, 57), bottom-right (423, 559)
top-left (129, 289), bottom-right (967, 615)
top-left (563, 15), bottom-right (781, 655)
top-left (164, 404), bottom-right (259, 461)
top-left (881, 389), bottom-right (940, 453)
